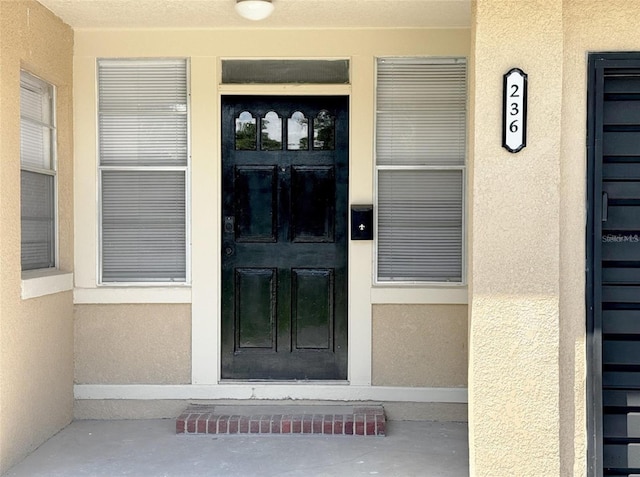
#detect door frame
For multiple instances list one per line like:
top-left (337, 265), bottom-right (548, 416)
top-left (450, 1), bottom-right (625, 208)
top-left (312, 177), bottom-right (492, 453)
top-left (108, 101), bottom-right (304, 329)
top-left (586, 51), bottom-right (640, 477)
top-left (189, 76), bottom-right (374, 387)
top-left (586, 50), bottom-right (604, 477)
top-left (211, 90), bottom-right (358, 383)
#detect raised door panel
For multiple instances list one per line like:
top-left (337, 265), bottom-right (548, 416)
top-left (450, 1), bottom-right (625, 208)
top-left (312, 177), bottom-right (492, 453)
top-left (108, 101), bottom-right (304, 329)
top-left (292, 269), bottom-right (334, 350)
top-left (235, 166), bottom-right (277, 243)
top-left (235, 268), bottom-right (276, 350)
top-left (291, 166), bottom-right (335, 243)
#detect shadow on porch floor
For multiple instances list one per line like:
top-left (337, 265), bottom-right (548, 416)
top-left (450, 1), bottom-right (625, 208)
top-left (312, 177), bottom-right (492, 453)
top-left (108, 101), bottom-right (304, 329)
top-left (4, 419), bottom-right (469, 476)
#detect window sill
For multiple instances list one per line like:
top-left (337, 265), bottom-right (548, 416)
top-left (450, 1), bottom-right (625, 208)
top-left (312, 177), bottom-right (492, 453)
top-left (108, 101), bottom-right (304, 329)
top-left (21, 269), bottom-right (74, 300)
top-left (371, 285), bottom-right (468, 305)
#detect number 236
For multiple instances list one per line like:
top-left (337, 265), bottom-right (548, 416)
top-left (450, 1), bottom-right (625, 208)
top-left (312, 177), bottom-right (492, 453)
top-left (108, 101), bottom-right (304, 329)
top-left (509, 85), bottom-right (520, 132)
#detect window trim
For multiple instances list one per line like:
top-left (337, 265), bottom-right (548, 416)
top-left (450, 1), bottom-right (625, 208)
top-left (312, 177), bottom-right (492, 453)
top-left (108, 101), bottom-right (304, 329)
top-left (373, 56), bottom-right (468, 286)
top-left (20, 70), bottom-right (59, 273)
top-left (21, 269), bottom-right (73, 300)
top-left (96, 58), bottom-right (192, 286)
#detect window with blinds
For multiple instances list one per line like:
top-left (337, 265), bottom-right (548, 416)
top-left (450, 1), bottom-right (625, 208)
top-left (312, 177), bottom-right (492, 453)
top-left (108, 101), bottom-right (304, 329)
top-left (375, 57), bottom-right (466, 283)
top-left (20, 71), bottom-right (56, 271)
top-left (98, 59), bottom-right (189, 283)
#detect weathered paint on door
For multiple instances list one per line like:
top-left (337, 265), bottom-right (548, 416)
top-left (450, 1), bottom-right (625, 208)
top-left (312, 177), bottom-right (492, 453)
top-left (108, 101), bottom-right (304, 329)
top-left (221, 96), bottom-right (348, 380)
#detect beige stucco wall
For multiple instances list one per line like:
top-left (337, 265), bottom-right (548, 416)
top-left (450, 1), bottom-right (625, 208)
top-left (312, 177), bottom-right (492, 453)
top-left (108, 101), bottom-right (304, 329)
top-left (372, 304), bottom-right (467, 387)
top-left (17, 0), bottom-right (640, 474)
top-left (469, 0), bottom-right (563, 476)
top-left (470, 1), bottom-right (640, 476)
top-left (560, 2), bottom-right (640, 475)
top-left (72, 28), bottom-right (470, 392)
top-left (0, 1), bottom-right (74, 473)
top-left (74, 304), bottom-right (191, 384)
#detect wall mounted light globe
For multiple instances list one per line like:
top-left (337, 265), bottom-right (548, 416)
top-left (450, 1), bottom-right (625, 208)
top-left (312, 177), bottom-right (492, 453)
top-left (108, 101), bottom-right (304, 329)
top-left (235, 0), bottom-right (274, 21)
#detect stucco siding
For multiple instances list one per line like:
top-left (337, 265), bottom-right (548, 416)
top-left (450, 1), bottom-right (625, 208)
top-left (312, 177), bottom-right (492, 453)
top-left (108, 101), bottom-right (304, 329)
top-left (469, 0), bottom-right (563, 475)
top-left (73, 27), bottom-right (470, 389)
top-left (0, 1), bottom-right (74, 473)
top-left (467, 1), bottom-right (640, 476)
top-left (74, 304), bottom-right (192, 384)
top-left (372, 304), bottom-right (467, 388)
top-left (561, 2), bottom-right (640, 475)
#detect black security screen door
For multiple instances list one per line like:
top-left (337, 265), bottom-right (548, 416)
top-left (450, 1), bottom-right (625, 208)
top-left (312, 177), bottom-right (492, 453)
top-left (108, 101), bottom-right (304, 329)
top-left (221, 96), bottom-right (348, 380)
top-left (588, 53), bottom-right (640, 476)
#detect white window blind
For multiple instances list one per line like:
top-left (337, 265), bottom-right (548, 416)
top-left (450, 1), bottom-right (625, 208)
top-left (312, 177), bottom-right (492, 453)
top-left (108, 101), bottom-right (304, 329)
top-left (376, 57), bottom-right (466, 283)
top-left (20, 71), bottom-right (56, 271)
top-left (98, 59), bottom-right (188, 283)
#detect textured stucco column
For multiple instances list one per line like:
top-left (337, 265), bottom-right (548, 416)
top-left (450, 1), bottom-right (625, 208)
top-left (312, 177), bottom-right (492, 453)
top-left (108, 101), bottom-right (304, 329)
top-left (0, 1), bottom-right (74, 473)
top-left (469, 1), bottom-right (562, 475)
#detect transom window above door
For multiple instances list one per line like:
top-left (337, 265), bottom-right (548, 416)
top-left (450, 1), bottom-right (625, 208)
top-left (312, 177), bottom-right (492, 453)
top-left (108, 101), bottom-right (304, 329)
top-left (221, 59), bottom-right (349, 84)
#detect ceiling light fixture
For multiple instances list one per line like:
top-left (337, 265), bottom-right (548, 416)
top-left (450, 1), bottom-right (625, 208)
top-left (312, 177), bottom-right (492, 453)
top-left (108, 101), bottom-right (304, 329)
top-left (235, 0), bottom-right (274, 21)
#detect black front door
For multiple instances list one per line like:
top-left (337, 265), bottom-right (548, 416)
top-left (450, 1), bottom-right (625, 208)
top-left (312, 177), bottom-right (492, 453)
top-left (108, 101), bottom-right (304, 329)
top-left (221, 96), bottom-right (348, 380)
top-left (588, 53), bottom-right (640, 476)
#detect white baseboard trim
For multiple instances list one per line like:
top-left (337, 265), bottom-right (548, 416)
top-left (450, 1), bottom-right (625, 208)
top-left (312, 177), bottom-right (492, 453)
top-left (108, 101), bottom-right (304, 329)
top-left (74, 384), bottom-right (468, 403)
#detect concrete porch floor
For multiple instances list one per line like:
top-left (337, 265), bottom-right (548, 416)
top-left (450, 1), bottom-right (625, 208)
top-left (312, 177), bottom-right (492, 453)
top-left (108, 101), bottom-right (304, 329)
top-left (4, 419), bottom-right (469, 476)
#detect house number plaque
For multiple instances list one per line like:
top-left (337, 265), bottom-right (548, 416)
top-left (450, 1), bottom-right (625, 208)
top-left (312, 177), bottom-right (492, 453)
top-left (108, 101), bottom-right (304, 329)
top-left (502, 68), bottom-right (527, 153)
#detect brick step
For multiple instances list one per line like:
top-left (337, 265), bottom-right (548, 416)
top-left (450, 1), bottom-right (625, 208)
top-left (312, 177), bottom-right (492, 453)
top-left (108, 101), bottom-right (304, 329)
top-left (176, 404), bottom-right (385, 436)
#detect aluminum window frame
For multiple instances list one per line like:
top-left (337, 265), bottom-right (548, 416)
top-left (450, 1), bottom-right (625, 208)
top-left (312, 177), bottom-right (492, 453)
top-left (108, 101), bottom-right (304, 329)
top-left (373, 56), bottom-right (468, 286)
top-left (96, 57), bottom-right (192, 286)
top-left (20, 70), bottom-right (58, 272)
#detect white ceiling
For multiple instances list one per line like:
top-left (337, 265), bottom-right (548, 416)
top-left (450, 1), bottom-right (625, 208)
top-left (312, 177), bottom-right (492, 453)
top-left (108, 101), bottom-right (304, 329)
top-left (37, 0), bottom-right (471, 30)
